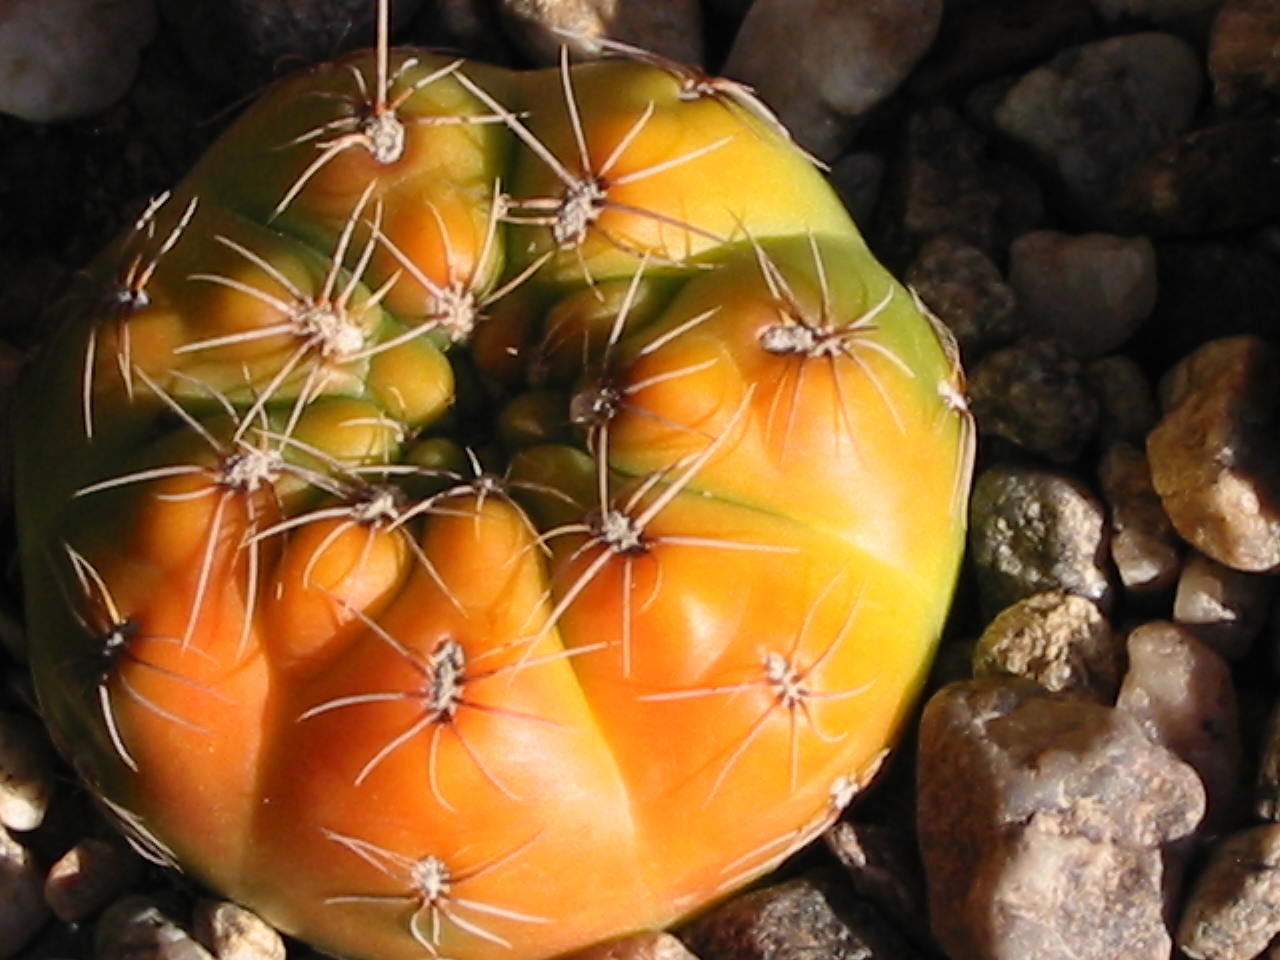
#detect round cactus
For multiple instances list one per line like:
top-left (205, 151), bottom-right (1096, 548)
top-left (15, 13), bottom-right (973, 960)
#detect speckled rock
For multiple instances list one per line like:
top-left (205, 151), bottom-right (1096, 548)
top-left (723, 0), bottom-right (941, 161)
top-left (1116, 622), bottom-right (1240, 828)
top-left (1086, 355), bottom-right (1160, 446)
top-left (1209, 0), bottom-right (1280, 112)
top-left (918, 678), bottom-right (1206, 960)
top-left (44, 838), bottom-right (143, 923)
top-left (992, 32), bottom-right (1203, 209)
top-left (95, 896), bottom-right (213, 960)
top-left (681, 874), bottom-right (921, 960)
top-left (1147, 335), bottom-right (1280, 572)
top-left (1008, 231), bottom-right (1157, 357)
top-left (0, 828), bottom-right (48, 960)
top-left (0, 0), bottom-right (156, 122)
top-left (0, 711), bottom-right (52, 832)
top-left (562, 931), bottom-right (700, 960)
top-left (1178, 823), bottom-right (1280, 960)
top-left (973, 591), bottom-right (1119, 701)
top-left (969, 339), bottom-right (1099, 463)
top-left (497, 0), bottom-right (703, 66)
top-left (882, 105), bottom-right (1044, 261)
top-left (1173, 550), bottom-right (1273, 659)
top-left (1118, 118), bottom-right (1280, 235)
top-left (192, 901), bottom-right (285, 960)
top-left (969, 464), bottom-right (1113, 618)
top-left (161, 0), bottom-right (425, 93)
top-left (905, 234), bottom-right (1019, 359)
top-left (1096, 440), bottom-right (1181, 597)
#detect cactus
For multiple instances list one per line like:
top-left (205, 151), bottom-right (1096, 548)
top-left (14, 10), bottom-right (972, 960)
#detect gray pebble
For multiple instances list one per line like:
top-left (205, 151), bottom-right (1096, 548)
top-left (1008, 230), bottom-right (1156, 357)
top-left (969, 339), bottom-right (1099, 463)
top-left (0, 828), bottom-right (47, 960)
top-left (993, 32), bottom-right (1202, 209)
top-left (44, 838), bottom-right (143, 924)
top-left (1086, 355), bottom-right (1160, 446)
top-left (1147, 335), bottom-right (1280, 572)
top-left (1096, 440), bottom-right (1181, 597)
top-left (969, 463), bottom-right (1113, 619)
top-left (905, 234), bottom-right (1019, 360)
top-left (723, 0), bottom-right (942, 161)
top-left (497, 0), bottom-right (703, 66)
top-left (0, 0), bottom-right (155, 122)
top-left (192, 901), bottom-right (285, 960)
top-left (681, 874), bottom-right (921, 960)
top-left (0, 711), bottom-right (53, 833)
top-left (1116, 621), bottom-right (1240, 829)
top-left (1178, 822), bottom-right (1280, 960)
top-left (95, 896), bottom-right (213, 960)
top-left (1209, 0), bottom-right (1280, 113)
top-left (1174, 550), bottom-right (1274, 659)
top-left (972, 591), bottom-right (1120, 701)
top-left (918, 678), bottom-right (1205, 960)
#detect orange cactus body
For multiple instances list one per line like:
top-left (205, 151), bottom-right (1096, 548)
top-left (15, 30), bottom-right (973, 960)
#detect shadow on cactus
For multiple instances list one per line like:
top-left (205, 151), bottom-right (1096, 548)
top-left (14, 7), bottom-right (974, 959)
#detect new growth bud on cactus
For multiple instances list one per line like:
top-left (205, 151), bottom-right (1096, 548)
top-left (14, 10), bottom-right (973, 960)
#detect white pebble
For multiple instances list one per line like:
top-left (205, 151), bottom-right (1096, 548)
top-left (0, 711), bottom-right (53, 833)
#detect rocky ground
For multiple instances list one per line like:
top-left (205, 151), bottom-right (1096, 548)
top-left (1, 0), bottom-right (1279, 958)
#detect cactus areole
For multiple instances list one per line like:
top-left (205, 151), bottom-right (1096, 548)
top-left (14, 23), bottom-right (973, 960)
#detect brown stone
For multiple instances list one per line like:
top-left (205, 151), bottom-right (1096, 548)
top-left (44, 839), bottom-right (143, 924)
top-left (1116, 622), bottom-right (1241, 829)
top-left (969, 339), bottom-right (1099, 463)
top-left (1008, 231), bottom-right (1156, 357)
top-left (1096, 441), bottom-right (1181, 597)
top-left (1210, 0), bottom-right (1280, 112)
top-left (905, 234), bottom-right (1019, 360)
top-left (1178, 823), bottom-right (1280, 960)
top-left (918, 678), bottom-right (1205, 960)
top-left (1147, 335), bottom-right (1280, 572)
top-left (1173, 550), bottom-right (1273, 659)
top-left (723, 0), bottom-right (942, 161)
top-left (681, 874), bottom-right (921, 960)
top-left (192, 901), bottom-right (286, 960)
top-left (1119, 119), bottom-right (1280, 235)
top-left (972, 591), bottom-right (1120, 701)
top-left (562, 931), bottom-right (700, 960)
